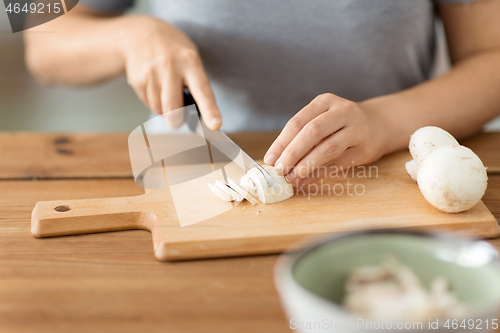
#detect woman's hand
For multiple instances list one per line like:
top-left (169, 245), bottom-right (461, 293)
top-left (120, 16), bottom-right (221, 129)
top-left (264, 93), bottom-right (391, 187)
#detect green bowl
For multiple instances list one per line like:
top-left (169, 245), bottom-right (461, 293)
top-left (274, 230), bottom-right (500, 333)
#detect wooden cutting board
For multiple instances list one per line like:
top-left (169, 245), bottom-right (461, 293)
top-left (31, 150), bottom-right (499, 261)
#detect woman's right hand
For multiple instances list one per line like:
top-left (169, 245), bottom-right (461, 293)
top-left (120, 16), bottom-right (221, 129)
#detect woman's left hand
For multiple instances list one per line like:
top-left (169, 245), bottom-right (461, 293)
top-left (264, 93), bottom-right (391, 187)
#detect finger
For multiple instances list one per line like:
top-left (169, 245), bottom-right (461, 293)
top-left (297, 147), bottom-right (366, 187)
top-left (146, 73), bottom-right (162, 115)
top-left (163, 108), bottom-right (185, 129)
top-left (183, 58), bottom-right (221, 130)
top-left (272, 109), bottom-right (349, 175)
top-left (131, 79), bottom-right (149, 109)
top-left (285, 128), bottom-right (356, 186)
top-left (161, 72), bottom-right (185, 129)
top-left (292, 160), bottom-right (334, 188)
top-left (161, 72), bottom-right (184, 113)
top-left (263, 93), bottom-right (335, 167)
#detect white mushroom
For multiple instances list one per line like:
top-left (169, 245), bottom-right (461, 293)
top-left (227, 178), bottom-right (258, 205)
top-left (417, 145), bottom-right (488, 213)
top-left (405, 159), bottom-right (419, 182)
top-left (207, 183), bottom-right (233, 202)
top-left (405, 126), bottom-right (488, 213)
top-left (214, 180), bottom-right (244, 202)
top-left (406, 127), bottom-right (460, 182)
top-left (240, 165), bottom-right (294, 204)
top-left (343, 257), bottom-right (466, 321)
top-left (409, 126), bottom-right (459, 164)
top-left (240, 174), bottom-right (258, 198)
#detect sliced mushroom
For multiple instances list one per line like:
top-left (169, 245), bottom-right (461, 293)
top-left (207, 183), bottom-right (233, 202)
top-left (227, 178), bottom-right (258, 205)
top-left (240, 174), bottom-right (258, 197)
top-left (214, 179), bottom-right (244, 202)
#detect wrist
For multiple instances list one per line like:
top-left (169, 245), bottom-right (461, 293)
top-left (359, 97), bottom-right (409, 156)
top-left (116, 15), bottom-right (164, 61)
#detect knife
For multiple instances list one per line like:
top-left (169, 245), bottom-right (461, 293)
top-left (183, 89), bottom-right (279, 190)
top-left (203, 128), bottom-right (279, 190)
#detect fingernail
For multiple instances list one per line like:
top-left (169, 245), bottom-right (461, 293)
top-left (264, 154), bottom-right (277, 166)
top-left (275, 162), bottom-right (284, 175)
top-left (285, 170), bottom-right (295, 183)
top-left (210, 118), bottom-right (221, 129)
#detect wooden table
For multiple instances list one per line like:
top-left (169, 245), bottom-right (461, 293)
top-left (0, 132), bottom-right (499, 333)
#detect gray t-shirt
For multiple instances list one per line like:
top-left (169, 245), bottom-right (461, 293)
top-left (80, 0), bottom-right (472, 132)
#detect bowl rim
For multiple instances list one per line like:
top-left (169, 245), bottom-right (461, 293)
top-left (274, 228), bottom-right (500, 318)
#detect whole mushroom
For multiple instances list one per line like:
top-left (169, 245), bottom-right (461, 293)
top-left (406, 126), bottom-right (488, 213)
top-left (409, 126), bottom-right (459, 164)
top-left (406, 126), bottom-right (459, 181)
top-left (417, 145), bottom-right (488, 213)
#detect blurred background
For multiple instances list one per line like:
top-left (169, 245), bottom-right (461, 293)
top-left (0, 1), bottom-right (499, 132)
top-left (0, 0), bottom-right (150, 132)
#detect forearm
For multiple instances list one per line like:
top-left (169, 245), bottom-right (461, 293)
top-left (24, 8), bottom-right (146, 86)
top-left (361, 51), bottom-right (500, 155)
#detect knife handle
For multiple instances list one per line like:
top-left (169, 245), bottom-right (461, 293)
top-left (183, 87), bottom-right (196, 106)
top-left (31, 196), bottom-right (152, 237)
top-left (183, 87), bottom-right (201, 116)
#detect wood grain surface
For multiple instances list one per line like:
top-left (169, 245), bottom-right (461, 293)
top-left (462, 132), bottom-right (500, 173)
top-left (0, 132), bottom-right (132, 179)
top-left (1, 131), bottom-right (498, 179)
top-left (0, 132), bottom-right (499, 333)
top-left (31, 150), bottom-right (499, 261)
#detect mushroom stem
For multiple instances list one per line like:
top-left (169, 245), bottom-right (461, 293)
top-left (405, 159), bottom-right (419, 182)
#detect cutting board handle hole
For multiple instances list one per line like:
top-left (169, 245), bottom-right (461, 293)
top-left (54, 205), bottom-right (71, 212)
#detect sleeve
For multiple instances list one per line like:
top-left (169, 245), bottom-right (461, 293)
top-left (78, 0), bottom-right (135, 13)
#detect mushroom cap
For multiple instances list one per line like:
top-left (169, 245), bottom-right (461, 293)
top-left (417, 145), bottom-right (487, 213)
top-left (409, 126), bottom-right (459, 164)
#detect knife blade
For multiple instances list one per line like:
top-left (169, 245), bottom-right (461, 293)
top-left (202, 128), bottom-right (279, 190)
top-left (182, 88), bottom-right (278, 190)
